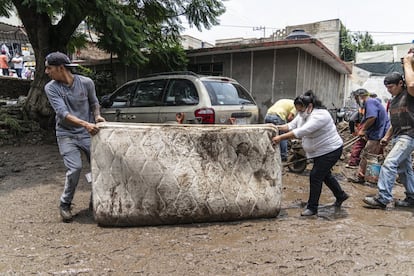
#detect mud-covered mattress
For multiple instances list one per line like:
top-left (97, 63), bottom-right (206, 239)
top-left (91, 122), bottom-right (282, 226)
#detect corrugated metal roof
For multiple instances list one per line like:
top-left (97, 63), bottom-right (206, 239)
top-left (0, 22), bottom-right (29, 44)
top-left (187, 38), bottom-right (351, 74)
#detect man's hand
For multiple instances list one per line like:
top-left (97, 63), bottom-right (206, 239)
top-left (95, 115), bottom-right (106, 123)
top-left (85, 122), bottom-right (100, 136)
top-left (380, 137), bottom-right (390, 147)
top-left (176, 113), bottom-right (185, 124)
top-left (357, 129), bottom-right (367, 140)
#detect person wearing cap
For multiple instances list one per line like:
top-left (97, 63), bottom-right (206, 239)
top-left (272, 90), bottom-right (349, 216)
top-left (363, 53), bottom-right (414, 209)
top-left (265, 99), bottom-right (297, 161)
top-left (44, 51), bottom-right (105, 222)
top-left (348, 88), bottom-right (390, 184)
top-left (0, 50), bottom-right (9, 76)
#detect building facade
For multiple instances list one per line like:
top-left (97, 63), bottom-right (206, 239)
top-left (187, 38), bottom-right (351, 121)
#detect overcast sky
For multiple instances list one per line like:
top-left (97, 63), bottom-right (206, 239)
top-left (2, 0), bottom-right (413, 46)
top-left (182, 0), bottom-right (414, 45)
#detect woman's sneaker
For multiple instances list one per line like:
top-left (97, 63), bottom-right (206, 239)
top-left (334, 193), bottom-right (350, 207)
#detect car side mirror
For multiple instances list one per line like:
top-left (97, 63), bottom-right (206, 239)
top-left (100, 95), bottom-right (113, 108)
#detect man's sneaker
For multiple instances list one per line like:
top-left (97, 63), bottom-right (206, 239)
top-left (362, 196), bottom-right (386, 209)
top-left (334, 193), bottom-right (350, 207)
top-left (348, 176), bottom-right (365, 184)
top-left (394, 197), bottom-right (414, 208)
top-left (60, 203), bottom-right (73, 222)
top-left (345, 164), bottom-right (358, 169)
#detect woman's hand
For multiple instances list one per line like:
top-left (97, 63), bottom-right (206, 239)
top-left (272, 135), bottom-right (281, 144)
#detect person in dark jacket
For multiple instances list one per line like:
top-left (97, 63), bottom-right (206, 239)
top-left (363, 53), bottom-right (414, 209)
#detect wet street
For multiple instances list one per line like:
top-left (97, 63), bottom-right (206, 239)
top-left (1, 144), bottom-right (414, 275)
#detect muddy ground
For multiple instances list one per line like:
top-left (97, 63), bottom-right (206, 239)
top-left (1, 133), bottom-right (414, 275)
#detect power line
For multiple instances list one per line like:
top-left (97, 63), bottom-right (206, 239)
top-left (350, 31), bottom-right (414, 35)
top-left (189, 22), bottom-right (414, 36)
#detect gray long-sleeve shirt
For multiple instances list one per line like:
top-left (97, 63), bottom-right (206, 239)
top-left (45, 74), bottom-right (100, 137)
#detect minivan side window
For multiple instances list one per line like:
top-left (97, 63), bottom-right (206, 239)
top-left (164, 79), bottom-right (199, 106)
top-left (110, 82), bottom-right (137, 108)
top-left (131, 80), bottom-right (167, 107)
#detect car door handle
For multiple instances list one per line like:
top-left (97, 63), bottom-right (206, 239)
top-left (115, 109), bottom-right (121, 122)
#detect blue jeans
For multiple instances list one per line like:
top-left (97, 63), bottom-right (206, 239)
top-left (377, 135), bottom-right (414, 204)
top-left (57, 136), bottom-right (91, 205)
top-left (265, 114), bottom-right (287, 160)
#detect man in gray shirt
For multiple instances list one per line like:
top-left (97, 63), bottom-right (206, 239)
top-left (44, 52), bottom-right (105, 222)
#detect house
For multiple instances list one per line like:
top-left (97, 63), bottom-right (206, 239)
top-left (180, 35), bottom-right (214, 50)
top-left (79, 19), bottom-right (351, 121)
top-left (186, 20), bottom-right (351, 121)
top-left (0, 22), bottom-right (29, 55)
top-left (350, 43), bottom-right (413, 107)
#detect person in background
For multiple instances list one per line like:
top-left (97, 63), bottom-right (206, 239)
top-left (348, 89), bottom-right (390, 184)
top-left (363, 56), bottom-right (414, 209)
top-left (265, 99), bottom-right (297, 161)
top-left (272, 90), bottom-right (349, 216)
top-left (346, 89), bottom-right (367, 168)
top-left (44, 51), bottom-right (105, 222)
top-left (369, 93), bottom-right (382, 103)
top-left (12, 52), bottom-right (24, 78)
top-left (0, 50), bottom-right (9, 76)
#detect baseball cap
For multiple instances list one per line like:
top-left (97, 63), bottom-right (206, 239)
top-left (354, 88), bottom-right (369, 96)
top-left (384, 72), bottom-right (403, 85)
top-left (45, 51), bottom-right (78, 67)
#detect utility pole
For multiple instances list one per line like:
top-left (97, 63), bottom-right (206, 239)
top-left (253, 26), bottom-right (266, 38)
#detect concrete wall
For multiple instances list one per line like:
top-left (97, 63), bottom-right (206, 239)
top-left (0, 76), bottom-right (31, 98)
top-left (285, 19), bottom-right (341, 56)
top-left (188, 47), bottom-right (345, 122)
top-left (296, 49), bottom-right (344, 110)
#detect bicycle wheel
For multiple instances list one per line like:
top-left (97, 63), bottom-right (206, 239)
top-left (287, 153), bottom-right (307, 173)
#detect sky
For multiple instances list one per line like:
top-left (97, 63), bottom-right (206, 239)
top-left (182, 0), bottom-right (414, 45)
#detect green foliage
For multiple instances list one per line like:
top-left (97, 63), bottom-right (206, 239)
top-left (2, 0), bottom-right (225, 74)
top-left (92, 71), bottom-right (117, 98)
top-left (0, 113), bottom-right (23, 135)
top-left (76, 64), bottom-right (93, 77)
top-left (0, 0), bottom-right (13, 17)
top-left (74, 65), bottom-right (116, 98)
top-left (86, 0), bottom-right (225, 68)
top-left (145, 43), bottom-right (188, 73)
top-left (340, 24), bottom-right (392, 61)
top-left (67, 31), bottom-right (88, 55)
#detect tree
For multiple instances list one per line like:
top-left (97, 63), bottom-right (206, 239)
top-left (0, 0), bottom-right (225, 128)
top-left (340, 24), bottom-right (392, 62)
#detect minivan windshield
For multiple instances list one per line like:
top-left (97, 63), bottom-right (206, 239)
top-left (202, 81), bottom-right (256, 106)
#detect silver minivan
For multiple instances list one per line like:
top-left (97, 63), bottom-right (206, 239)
top-left (100, 72), bottom-right (259, 124)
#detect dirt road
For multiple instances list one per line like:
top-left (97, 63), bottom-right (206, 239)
top-left (1, 142), bottom-right (414, 275)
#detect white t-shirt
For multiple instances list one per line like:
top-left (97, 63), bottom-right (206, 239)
top-left (287, 108), bottom-right (343, 159)
top-left (12, 56), bottom-right (23, 69)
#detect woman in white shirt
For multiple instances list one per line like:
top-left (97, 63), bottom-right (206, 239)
top-left (272, 90), bottom-right (349, 216)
